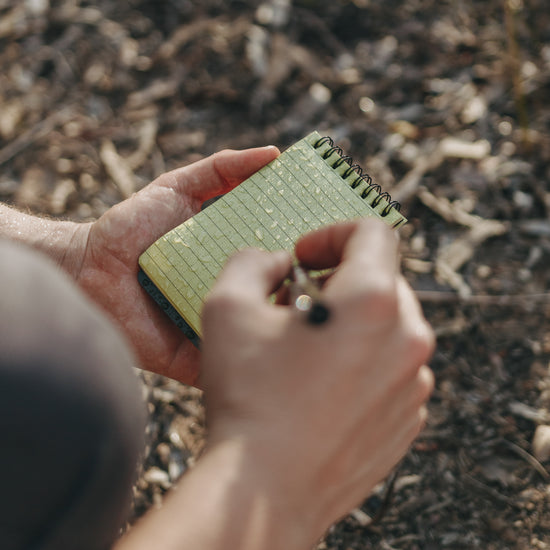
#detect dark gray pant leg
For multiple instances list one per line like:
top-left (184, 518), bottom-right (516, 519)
top-left (0, 241), bottom-right (146, 550)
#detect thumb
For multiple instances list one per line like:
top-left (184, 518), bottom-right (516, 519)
top-left (161, 146), bottom-right (281, 201)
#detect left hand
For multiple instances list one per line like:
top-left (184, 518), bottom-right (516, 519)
top-left (69, 146), bottom-right (280, 386)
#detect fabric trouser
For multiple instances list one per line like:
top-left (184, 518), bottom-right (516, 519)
top-left (0, 241), bottom-right (146, 550)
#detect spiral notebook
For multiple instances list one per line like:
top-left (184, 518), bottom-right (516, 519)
top-left (138, 131), bottom-right (406, 347)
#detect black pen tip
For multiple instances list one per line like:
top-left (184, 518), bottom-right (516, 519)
top-left (307, 302), bottom-right (331, 325)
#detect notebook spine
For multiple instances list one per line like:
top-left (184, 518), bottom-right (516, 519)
top-left (138, 269), bottom-right (201, 349)
top-left (312, 135), bottom-right (403, 222)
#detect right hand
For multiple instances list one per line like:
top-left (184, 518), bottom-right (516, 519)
top-left (199, 218), bottom-right (435, 547)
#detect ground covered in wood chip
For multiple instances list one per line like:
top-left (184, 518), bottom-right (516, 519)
top-left (2, 1), bottom-right (550, 548)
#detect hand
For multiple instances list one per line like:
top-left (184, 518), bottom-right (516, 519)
top-left (200, 218), bottom-right (435, 547)
top-left (70, 146), bottom-right (280, 385)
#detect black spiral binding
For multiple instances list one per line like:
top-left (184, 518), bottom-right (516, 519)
top-left (313, 136), bottom-right (401, 218)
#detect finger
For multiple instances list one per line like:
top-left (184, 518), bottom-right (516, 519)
top-left (395, 276), bottom-right (436, 367)
top-left (365, 404), bottom-right (428, 483)
top-left (118, 147), bottom-right (280, 254)
top-left (294, 220), bottom-right (358, 269)
top-left (295, 218), bottom-right (398, 272)
top-left (335, 404), bottom-right (430, 514)
top-left (385, 365), bottom-right (435, 426)
top-left (302, 219), bottom-right (399, 303)
top-left (160, 146), bottom-right (280, 201)
top-left (418, 365), bottom-right (435, 401)
top-left (209, 248), bottom-right (292, 304)
top-left (334, 219), bottom-right (399, 290)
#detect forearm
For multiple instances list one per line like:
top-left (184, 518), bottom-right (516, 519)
top-left (114, 440), bottom-right (314, 550)
top-left (0, 203), bottom-right (90, 278)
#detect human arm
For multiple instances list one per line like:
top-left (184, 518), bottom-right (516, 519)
top-left (114, 219), bottom-right (435, 550)
top-left (0, 146), bottom-right (280, 385)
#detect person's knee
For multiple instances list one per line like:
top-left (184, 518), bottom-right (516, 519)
top-left (0, 241), bottom-right (146, 549)
top-left (0, 240), bottom-right (145, 451)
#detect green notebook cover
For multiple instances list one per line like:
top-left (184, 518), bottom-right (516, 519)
top-left (138, 131), bottom-right (406, 344)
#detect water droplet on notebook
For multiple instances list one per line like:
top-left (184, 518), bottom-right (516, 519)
top-left (265, 207), bottom-right (273, 214)
top-left (155, 273), bottom-right (167, 284)
top-left (255, 228), bottom-right (264, 240)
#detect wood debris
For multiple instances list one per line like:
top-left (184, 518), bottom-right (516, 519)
top-left (2, 1), bottom-right (550, 548)
top-left (99, 140), bottom-right (137, 199)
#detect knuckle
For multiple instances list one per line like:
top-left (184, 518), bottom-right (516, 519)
top-left (357, 280), bottom-right (399, 321)
top-left (391, 324), bottom-right (435, 388)
top-left (405, 319), bottom-right (436, 366)
top-left (416, 366), bottom-right (435, 402)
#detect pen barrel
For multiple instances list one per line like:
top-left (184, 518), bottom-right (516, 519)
top-left (290, 265), bottom-right (330, 325)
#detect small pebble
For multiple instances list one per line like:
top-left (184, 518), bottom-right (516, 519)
top-left (440, 137), bottom-right (491, 159)
top-left (143, 467), bottom-right (171, 489)
top-left (532, 425), bottom-right (550, 462)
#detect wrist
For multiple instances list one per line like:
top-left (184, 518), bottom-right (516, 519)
top-left (26, 218), bottom-right (91, 281)
top-left (118, 438), bottom-right (320, 550)
top-left (191, 439), bottom-right (319, 550)
top-left (0, 203), bottom-right (91, 279)
top-left (54, 221), bottom-right (91, 280)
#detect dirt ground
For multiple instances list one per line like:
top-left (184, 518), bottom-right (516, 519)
top-left (2, 0), bottom-right (550, 548)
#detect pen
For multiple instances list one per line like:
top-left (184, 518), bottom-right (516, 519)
top-left (289, 264), bottom-right (331, 325)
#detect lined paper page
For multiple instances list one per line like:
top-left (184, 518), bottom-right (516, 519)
top-left (139, 131), bottom-right (406, 336)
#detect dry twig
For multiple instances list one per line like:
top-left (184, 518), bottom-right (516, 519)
top-left (100, 140), bottom-right (137, 199)
top-left (499, 439), bottom-right (550, 482)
